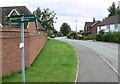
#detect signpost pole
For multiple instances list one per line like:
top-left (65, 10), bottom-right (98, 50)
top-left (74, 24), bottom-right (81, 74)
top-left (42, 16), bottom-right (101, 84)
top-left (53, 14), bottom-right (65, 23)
top-left (21, 15), bottom-right (25, 83)
top-left (9, 14), bottom-right (36, 83)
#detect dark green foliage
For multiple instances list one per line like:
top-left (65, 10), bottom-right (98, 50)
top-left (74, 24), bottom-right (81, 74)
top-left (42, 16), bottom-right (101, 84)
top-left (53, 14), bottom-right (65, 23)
top-left (77, 35), bottom-right (84, 39)
top-left (96, 32), bottom-right (120, 43)
top-left (102, 33), bottom-right (111, 42)
top-left (33, 7), bottom-right (57, 36)
top-left (83, 36), bottom-right (96, 39)
top-left (108, 2), bottom-right (120, 17)
top-left (96, 34), bottom-right (102, 41)
top-left (60, 23), bottom-right (71, 36)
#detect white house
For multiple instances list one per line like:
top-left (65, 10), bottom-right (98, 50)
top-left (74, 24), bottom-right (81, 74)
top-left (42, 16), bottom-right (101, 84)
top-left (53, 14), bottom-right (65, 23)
top-left (97, 14), bottom-right (120, 34)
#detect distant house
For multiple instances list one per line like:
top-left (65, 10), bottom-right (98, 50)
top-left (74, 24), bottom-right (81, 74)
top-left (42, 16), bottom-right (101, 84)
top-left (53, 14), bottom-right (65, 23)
top-left (0, 6), bottom-right (32, 27)
top-left (84, 18), bottom-right (100, 36)
top-left (97, 14), bottom-right (120, 34)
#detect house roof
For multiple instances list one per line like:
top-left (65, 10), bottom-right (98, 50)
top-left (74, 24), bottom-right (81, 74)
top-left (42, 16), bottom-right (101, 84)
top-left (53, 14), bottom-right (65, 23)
top-left (91, 21), bottom-right (100, 27)
top-left (84, 22), bottom-right (94, 29)
top-left (0, 6), bottom-right (32, 27)
top-left (98, 14), bottom-right (120, 26)
top-left (1, 6), bottom-right (32, 16)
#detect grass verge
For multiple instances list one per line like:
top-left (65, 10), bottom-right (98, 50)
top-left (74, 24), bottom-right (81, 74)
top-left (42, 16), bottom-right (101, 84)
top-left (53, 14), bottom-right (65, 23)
top-left (3, 39), bottom-right (77, 82)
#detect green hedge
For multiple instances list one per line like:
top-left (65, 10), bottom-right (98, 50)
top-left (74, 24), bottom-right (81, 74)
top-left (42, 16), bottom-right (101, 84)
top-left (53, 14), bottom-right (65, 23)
top-left (96, 32), bottom-right (120, 43)
top-left (83, 36), bottom-right (96, 39)
top-left (96, 34), bottom-right (102, 41)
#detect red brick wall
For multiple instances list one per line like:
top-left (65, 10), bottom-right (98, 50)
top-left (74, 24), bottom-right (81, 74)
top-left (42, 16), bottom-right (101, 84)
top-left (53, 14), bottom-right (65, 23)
top-left (91, 25), bottom-right (97, 36)
top-left (27, 22), bottom-right (47, 66)
top-left (1, 28), bottom-right (29, 76)
top-left (29, 34), bottom-right (47, 66)
top-left (90, 22), bottom-right (100, 36)
top-left (27, 22), bottom-right (37, 34)
top-left (1, 27), bottom-right (47, 76)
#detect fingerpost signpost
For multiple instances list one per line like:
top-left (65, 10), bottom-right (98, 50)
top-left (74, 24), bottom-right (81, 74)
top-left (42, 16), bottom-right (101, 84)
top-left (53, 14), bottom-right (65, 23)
top-left (8, 15), bottom-right (36, 83)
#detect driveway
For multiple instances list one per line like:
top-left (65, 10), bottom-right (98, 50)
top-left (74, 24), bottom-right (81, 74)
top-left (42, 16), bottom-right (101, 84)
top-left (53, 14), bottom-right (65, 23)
top-left (55, 37), bottom-right (118, 82)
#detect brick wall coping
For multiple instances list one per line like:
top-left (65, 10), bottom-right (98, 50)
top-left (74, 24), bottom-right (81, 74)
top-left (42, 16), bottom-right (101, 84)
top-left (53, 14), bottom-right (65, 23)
top-left (0, 27), bottom-right (29, 33)
top-left (29, 34), bottom-right (42, 36)
top-left (1, 30), bottom-right (29, 33)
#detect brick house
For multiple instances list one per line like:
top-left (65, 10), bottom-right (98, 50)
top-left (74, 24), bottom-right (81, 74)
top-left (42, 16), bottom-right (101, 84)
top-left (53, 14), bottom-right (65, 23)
top-left (0, 6), bottom-right (32, 28)
top-left (84, 18), bottom-right (100, 36)
top-left (97, 14), bottom-right (120, 34)
top-left (0, 6), bottom-right (47, 76)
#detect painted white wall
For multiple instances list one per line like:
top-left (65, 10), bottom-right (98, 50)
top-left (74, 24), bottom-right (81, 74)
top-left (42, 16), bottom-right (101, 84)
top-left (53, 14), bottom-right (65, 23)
top-left (97, 24), bottom-right (119, 34)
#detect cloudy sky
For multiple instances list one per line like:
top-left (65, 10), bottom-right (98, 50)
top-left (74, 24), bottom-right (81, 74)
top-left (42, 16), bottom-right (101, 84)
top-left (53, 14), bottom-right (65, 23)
top-left (0, 0), bottom-right (119, 31)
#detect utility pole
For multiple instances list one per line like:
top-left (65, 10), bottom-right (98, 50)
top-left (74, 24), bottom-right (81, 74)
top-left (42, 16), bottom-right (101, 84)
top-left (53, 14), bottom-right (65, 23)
top-left (76, 20), bottom-right (77, 32)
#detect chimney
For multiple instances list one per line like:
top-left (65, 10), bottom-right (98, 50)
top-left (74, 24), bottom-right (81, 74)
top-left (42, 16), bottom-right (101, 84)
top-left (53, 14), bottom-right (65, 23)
top-left (93, 18), bottom-right (95, 22)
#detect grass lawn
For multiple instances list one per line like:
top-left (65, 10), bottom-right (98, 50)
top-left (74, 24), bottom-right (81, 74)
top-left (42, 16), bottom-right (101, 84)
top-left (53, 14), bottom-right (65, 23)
top-left (3, 39), bottom-right (78, 82)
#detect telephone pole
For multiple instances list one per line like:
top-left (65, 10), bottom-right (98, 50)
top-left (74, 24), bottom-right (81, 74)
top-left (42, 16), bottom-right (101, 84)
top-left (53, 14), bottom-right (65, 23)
top-left (76, 20), bottom-right (77, 32)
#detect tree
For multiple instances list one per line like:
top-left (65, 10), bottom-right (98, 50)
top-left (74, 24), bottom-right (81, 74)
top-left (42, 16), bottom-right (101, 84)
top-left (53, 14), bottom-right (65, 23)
top-left (60, 23), bottom-right (71, 36)
top-left (108, 2), bottom-right (120, 17)
top-left (116, 6), bottom-right (120, 14)
top-left (33, 7), bottom-right (57, 36)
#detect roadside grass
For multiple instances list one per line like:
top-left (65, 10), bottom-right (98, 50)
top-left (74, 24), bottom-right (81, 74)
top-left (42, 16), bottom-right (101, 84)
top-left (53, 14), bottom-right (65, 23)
top-left (3, 39), bottom-right (77, 82)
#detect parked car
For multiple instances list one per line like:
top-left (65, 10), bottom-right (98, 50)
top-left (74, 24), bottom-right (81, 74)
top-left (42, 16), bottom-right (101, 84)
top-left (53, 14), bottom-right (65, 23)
top-left (51, 35), bottom-right (55, 38)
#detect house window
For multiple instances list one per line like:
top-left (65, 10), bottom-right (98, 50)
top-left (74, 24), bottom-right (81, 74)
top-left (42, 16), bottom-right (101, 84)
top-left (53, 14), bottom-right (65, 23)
top-left (99, 26), bottom-right (101, 30)
top-left (107, 25), bottom-right (110, 32)
top-left (107, 25), bottom-right (110, 29)
top-left (115, 24), bottom-right (118, 30)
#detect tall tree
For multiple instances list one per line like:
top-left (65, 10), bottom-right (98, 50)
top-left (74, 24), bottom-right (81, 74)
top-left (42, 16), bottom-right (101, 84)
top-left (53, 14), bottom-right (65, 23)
top-left (33, 7), bottom-right (57, 36)
top-left (108, 2), bottom-right (120, 17)
top-left (116, 6), bottom-right (120, 14)
top-left (60, 23), bottom-right (71, 36)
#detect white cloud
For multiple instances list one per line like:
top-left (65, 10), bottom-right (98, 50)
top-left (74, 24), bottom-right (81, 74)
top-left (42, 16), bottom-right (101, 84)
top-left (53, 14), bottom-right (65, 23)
top-left (0, 0), bottom-right (119, 31)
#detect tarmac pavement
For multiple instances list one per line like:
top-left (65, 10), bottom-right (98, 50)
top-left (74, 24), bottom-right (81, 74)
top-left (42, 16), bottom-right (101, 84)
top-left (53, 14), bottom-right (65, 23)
top-left (55, 37), bottom-right (118, 82)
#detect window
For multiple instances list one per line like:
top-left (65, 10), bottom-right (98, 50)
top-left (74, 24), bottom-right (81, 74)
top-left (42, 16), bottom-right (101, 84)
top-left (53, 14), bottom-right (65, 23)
top-left (107, 25), bottom-right (110, 30)
top-left (115, 24), bottom-right (118, 30)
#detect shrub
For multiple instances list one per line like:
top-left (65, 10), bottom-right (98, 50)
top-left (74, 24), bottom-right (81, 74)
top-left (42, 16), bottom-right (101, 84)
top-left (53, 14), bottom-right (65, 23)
top-left (113, 32), bottom-right (120, 43)
top-left (67, 32), bottom-right (82, 39)
top-left (67, 32), bottom-right (76, 39)
top-left (83, 36), bottom-right (95, 39)
top-left (96, 34), bottom-right (102, 41)
top-left (77, 35), bottom-right (83, 39)
top-left (97, 32), bottom-right (120, 43)
top-left (102, 32), bottom-right (112, 42)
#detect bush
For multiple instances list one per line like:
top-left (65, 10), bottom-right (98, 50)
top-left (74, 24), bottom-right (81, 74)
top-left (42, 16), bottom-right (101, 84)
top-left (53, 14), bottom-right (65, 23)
top-left (102, 33), bottom-right (111, 42)
top-left (77, 35), bottom-right (83, 39)
top-left (113, 32), bottom-right (120, 43)
top-left (83, 36), bottom-right (96, 39)
top-left (67, 32), bottom-right (74, 39)
top-left (67, 32), bottom-right (78, 39)
top-left (96, 32), bottom-right (120, 43)
top-left (96, 34), bottom-right (102, 41)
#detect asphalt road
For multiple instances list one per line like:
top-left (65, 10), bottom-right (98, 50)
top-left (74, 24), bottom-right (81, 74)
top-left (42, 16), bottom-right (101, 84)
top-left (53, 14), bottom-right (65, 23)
top-left (55, 37), bottom-right (118, 82)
